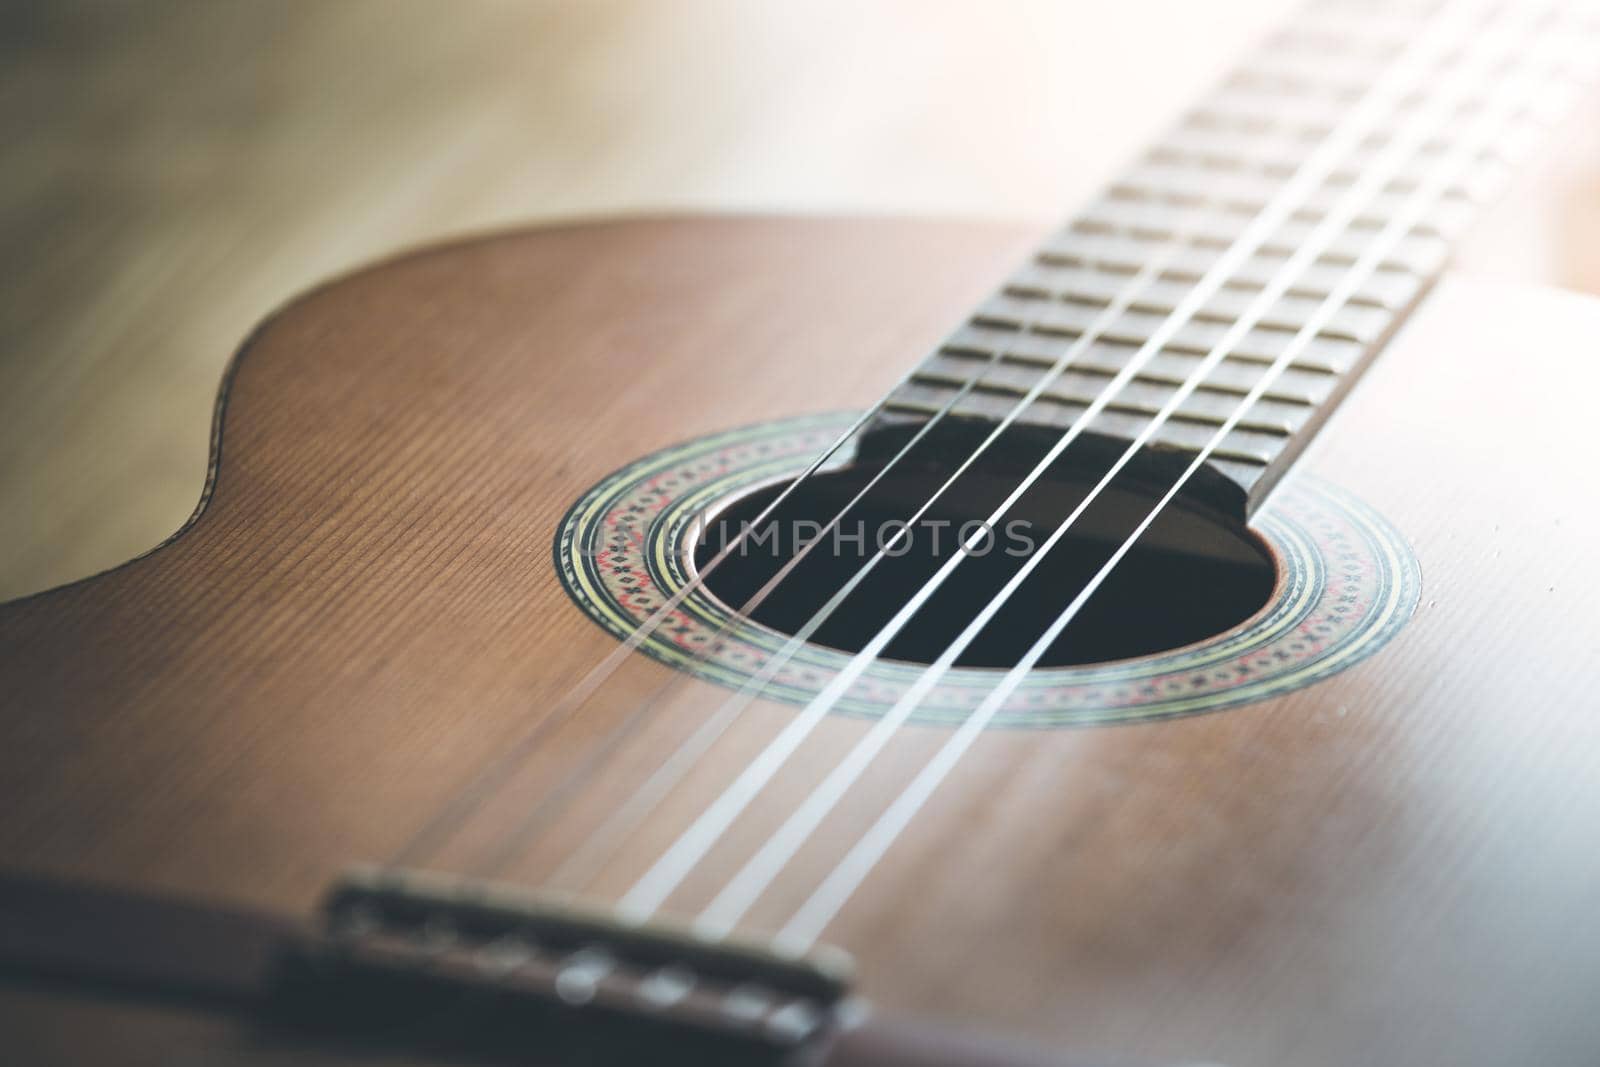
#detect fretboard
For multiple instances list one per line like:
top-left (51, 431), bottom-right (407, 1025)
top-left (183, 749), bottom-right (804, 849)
top-left (878, 0), bottom-right (1596, 513)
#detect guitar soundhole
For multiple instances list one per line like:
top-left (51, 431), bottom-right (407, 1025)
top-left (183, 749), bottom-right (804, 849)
top-left (693, 421), bottom-right (1277, 669)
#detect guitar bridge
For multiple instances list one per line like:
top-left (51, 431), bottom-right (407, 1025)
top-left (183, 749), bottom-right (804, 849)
top-left (275, 866), bottom-right (857, 1054)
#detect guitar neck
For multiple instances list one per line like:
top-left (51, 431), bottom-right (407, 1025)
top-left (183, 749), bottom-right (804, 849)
top-left (880, 0), bottom-right (1595, 514)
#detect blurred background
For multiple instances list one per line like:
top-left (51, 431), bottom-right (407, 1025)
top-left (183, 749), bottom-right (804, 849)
top-left (1, 0), bottom-right (1596, 601)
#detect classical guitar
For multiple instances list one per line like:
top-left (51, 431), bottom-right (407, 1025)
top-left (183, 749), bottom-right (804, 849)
top-left (5, 2), bottom-right (1600, 1065)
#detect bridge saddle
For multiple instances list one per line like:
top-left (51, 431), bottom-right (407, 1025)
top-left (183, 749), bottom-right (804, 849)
top-left (276, 866), bottom-right (858, 1053)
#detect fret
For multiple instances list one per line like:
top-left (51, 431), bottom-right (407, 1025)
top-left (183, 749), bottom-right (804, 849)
top-left (1189, 93), bottom-right (1360, 137)
top-left (882, 389), bottom-right (1283, 472)
top-left (921, 354), bottom-right (1321, 411)
top-left (1036, 226), bottom-right (1449, 277)
top-left (877, 0), bottom-right (1595, 511)
top-left (1015, 258), bottom-right (1410, 327)
top-left (1087, 182), bottom-right (1477, 239)
top-left (906, 365), bottom-right (1312, 439)
top-left (1142, 120), bottom-right (1512, 191)
top-left (930, 331), bottom-right (1342, 409)
top-left (1151, 247), bottom-right (1425, 309)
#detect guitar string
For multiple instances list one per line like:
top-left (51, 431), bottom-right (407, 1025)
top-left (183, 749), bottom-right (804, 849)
top-left (390, 394), bottom-right (890, 867)
top-left (397, 225), bottom-right (1166, 874)
top-left (684, 0), bottom-right (1548, 939)
top-left (461, 379), bottom-right (984, 876)
top-left (468, 253), bottom-right (1132, 879)
top-left (618, 0), bottom-right (1486, 922)
top-left (394, 131), bottom-right (1214, 873)
top-left (776, 9), bottom-right (1588, 950)
top-left (534, 242), bottom-right (1191, 892)
top-left (389, 209), bottom-right (1089, 868)
top-left (614, 0), bottom-right (1491, 923)
top-left (436, 2), bottom-right (1380, 882)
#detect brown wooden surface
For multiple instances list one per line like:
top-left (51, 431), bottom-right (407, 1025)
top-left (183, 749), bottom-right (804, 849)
top-left (3, 216), bottom-right (1600, 1065)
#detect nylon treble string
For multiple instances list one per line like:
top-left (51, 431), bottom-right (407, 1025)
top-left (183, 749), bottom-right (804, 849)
top-left (405, 165), bottom-right (1170, 873)
top-left (773, 3), bottom-right (1584, 949)
top-left (616, 0), bottom-right (1496, 924)
top-left (538, 240), bottom-right (1189, 893)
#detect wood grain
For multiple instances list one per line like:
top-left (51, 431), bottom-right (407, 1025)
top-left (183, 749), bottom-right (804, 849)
top-left (3, 216), bottom-right (1599, 1066)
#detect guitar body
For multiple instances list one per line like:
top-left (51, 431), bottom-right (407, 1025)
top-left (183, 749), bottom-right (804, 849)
top-left (4, 216), bottom-right (1600, 1066)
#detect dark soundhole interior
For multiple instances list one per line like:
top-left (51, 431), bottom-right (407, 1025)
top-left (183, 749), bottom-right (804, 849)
top-left (693, 420), bottom-right (1277, 668)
